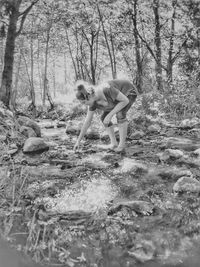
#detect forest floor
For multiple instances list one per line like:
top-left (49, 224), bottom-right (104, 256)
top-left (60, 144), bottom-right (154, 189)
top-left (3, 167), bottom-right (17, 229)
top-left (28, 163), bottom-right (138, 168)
top-left (2, 111), bottom-right (200, 267)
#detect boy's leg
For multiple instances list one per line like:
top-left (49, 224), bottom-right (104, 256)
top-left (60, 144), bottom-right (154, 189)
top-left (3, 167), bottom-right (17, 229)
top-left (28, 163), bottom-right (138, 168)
top-left (101, 112), bottom-right (118, 148)
top-left (115, 94), bottom-right (137, 152)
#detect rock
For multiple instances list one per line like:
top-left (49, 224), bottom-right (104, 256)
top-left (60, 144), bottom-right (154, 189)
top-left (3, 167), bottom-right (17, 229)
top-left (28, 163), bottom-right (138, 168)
top-left (147, 124), bottom-right (161, 134)
top-left (108, 200), bottom-right (154, 216)
top-left (157, 149), bottom-right (184, 162)
top-left (0, 135), bottom-right (6, 142)
top-left (65, 125), bottom-right (80, 135)
top-left (20, 126), bottom-right (37, 138)
top-left (179, 118), bottom-right (200, 129)
top-left (173, 176), bottom-right (200, 193)
top-left (17, 116), bottom-right (41, 137)
top-left (114, 158), bottom-right (148, 174)
top-left (191, 148), bottom-right (200, 157)
top-left (128, 240), bottom-right (156, 262)
top-left (57, 121), bottom-right (66, 128)
top-left (23, 137), bottom-right (49, 153)
top-left (85, 131), bottom-right (100, 140)
top-left (155, 166), bottom-right (193, 181)
top-left (164, 137), bottom-right (200, 151)
top-left (129, 130), bottom-right (145, 140)
top-left (7, 148), bottom-right (18, 156)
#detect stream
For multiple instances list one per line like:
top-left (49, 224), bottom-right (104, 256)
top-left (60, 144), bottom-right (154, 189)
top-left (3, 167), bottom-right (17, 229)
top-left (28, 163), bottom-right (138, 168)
top-left (2, 117), bottom-right (200, 267)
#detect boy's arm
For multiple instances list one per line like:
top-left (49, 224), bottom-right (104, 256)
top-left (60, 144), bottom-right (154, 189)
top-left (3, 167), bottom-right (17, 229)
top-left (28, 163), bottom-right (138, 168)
top-left (74, 109), bottom-right (94, 150)
top-left (103, 92), bottom-right (129, 125)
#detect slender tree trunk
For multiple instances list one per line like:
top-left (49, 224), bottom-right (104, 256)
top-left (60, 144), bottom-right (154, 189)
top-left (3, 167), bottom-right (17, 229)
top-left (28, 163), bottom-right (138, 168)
top-left (153, 0), bottom-right (163, 91)
top-left (30, 28), bottom-right (35, 107)
top-left (133, 0), bottom-right (143, 93)
top-left (0, 3), bottom-right (20, 107)
top-left (97, 3), bottom-right (117, 79)
top-left (43, 24), bottom-right (51, 106)
top-left (0, 35), bottom-right (4, 85)
top-left (166, 0), bottom-right (177, 83)
top-left (53, 56), bottom-right (56, 97)
top-left (64, 52), bottom-right (67, 85)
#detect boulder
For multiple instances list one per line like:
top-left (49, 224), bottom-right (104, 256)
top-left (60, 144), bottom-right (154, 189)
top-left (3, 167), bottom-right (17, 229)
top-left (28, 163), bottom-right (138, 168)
top-left (179, 118), bottom-right (200, 129)
top-left (17, 116), bottom-right (41, 137)
top-left (20, 126), bottom-right (37, 138)
top-left (23, 137), bottom-right (49, 154)
top-left (147, 124), bottom-right (161, 134)
top-left (173, 176), bottom-right (200, 193)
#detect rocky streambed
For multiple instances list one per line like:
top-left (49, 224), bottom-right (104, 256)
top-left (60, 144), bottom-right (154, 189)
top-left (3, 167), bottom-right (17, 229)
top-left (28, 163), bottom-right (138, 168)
top-left (2, 112), bottom-right (200, 267)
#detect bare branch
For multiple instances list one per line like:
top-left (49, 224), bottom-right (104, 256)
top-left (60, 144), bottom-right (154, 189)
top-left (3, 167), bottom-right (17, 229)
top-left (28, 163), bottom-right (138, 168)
top-left (16, 0), bottom-right (39, 36)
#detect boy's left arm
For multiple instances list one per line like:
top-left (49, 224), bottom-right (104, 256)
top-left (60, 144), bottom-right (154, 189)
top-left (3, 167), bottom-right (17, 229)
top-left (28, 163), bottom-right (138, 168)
top-left (103, 92), bottom-right (129, 126)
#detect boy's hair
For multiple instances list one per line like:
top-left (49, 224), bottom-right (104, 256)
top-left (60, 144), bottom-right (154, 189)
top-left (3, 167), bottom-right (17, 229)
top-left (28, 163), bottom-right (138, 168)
top-left (75, 84), bottom-right (89, 100)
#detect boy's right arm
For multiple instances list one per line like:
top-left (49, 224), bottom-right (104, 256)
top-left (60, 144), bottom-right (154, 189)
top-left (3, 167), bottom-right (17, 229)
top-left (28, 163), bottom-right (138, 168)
top-left (73, 109), bottom-right (94, 151)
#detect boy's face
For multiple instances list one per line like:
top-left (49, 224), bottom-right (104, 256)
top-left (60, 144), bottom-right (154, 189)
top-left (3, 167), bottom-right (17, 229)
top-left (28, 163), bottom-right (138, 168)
top-left (79, 96), bottom-right (94, 107)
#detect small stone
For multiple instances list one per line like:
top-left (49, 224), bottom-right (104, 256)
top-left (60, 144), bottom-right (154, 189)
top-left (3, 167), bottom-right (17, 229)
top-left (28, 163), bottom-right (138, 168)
top-left (173, 176), bottom-right (200, 193)
top-left (129, 130), bottom-right (145, 140)
top-left (128, 240), bottom-right (156, 262)
top-left (114, 158), bottom-right (147, 174)
top-left (147, 124), bottom-right (161, 133)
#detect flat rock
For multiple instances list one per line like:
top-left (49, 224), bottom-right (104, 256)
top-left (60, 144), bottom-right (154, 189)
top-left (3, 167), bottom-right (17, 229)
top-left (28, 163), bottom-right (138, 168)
top-left (164, 137), bottom-right (200, 151)
top-left (23, 137), bottom-right (49, 153)
top-left (114, 158), bottom-right (148, 174)
top-left (173, 176), bottom-right (200, 193)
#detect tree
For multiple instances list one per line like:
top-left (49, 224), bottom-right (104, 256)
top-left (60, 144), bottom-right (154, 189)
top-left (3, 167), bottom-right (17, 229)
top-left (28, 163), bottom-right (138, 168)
top-left (0, 0), bottom-right (39, 108)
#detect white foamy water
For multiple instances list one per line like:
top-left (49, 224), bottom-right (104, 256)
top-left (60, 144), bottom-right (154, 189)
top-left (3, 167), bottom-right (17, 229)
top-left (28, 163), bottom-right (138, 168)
top-left (41, 177), bottom-right (118, 213)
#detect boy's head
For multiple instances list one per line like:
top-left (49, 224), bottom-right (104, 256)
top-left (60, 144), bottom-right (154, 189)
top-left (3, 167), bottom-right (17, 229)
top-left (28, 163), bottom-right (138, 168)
top-left (75, 84), bottom-right (89, 101)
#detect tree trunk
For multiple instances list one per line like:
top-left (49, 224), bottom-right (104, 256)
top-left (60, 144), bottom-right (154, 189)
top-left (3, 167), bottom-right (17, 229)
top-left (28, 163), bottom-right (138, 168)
top-left (11, 39), bottom-right (23, 110)
top-left (0, 3), bottom-right (20, 107)
top-left (133, 0), bottom-right (143, 93)
top-left (153, 0), bottom-right (163, 91)
top-left (97, 3), bottom-right (117, 79)
top-left (166, 0), bottom-right (177, 83)
top-left (30, 26), bottom-right (36, 108)
top-left (43, 24), bottom-right (51, 106)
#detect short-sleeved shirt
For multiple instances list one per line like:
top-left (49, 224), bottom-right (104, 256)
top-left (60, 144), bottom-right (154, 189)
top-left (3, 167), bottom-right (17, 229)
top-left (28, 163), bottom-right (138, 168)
top-left (89, 79), bottom-right (137, 112)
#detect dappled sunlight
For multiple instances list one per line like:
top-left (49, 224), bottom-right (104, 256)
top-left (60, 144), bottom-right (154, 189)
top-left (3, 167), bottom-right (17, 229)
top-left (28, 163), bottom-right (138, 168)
top-left (39, 177), bottom-right (118, 213)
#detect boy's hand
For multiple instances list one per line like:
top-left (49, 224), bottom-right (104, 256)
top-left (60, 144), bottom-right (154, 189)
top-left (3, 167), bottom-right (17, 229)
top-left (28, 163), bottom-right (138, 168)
top-left (103, 115), bottom-right (112, 127)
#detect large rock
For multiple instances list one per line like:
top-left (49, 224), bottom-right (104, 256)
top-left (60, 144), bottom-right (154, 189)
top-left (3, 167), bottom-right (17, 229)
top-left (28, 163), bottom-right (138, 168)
top-left (17, 116), bottom-right (41, 137)
top-left (179, 118), bottom-right (200, 129)
top-left (23, 137), bottom-right (49, 153)
top-left (20, 126), bottom-right (37, 138)
top-left (173, 176), bottom-right (200, 193)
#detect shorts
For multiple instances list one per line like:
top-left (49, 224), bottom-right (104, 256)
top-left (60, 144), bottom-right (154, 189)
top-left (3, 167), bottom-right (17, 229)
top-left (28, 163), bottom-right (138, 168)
top-left (101, 94), bottom-right (137, 126)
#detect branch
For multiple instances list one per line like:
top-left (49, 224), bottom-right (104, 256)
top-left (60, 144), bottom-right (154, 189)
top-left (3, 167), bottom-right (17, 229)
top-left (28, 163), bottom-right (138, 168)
top-left (172, 38), bottom-right (188, 64)
top-left (16, 0), bottom-right (39, 36)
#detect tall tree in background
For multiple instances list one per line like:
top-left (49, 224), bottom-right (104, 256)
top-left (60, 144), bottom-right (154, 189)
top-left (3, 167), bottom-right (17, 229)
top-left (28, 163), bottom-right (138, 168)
top-left (0, 0), bottom-right (39, 108)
